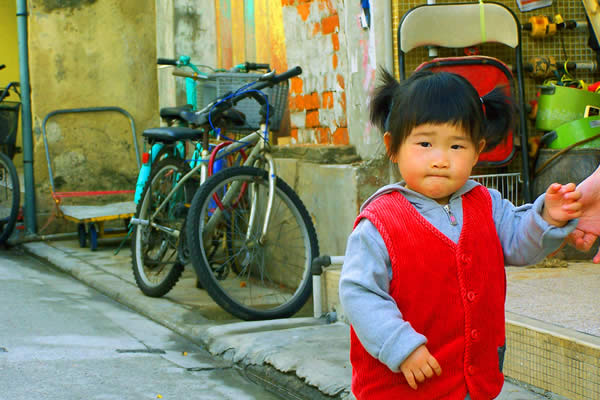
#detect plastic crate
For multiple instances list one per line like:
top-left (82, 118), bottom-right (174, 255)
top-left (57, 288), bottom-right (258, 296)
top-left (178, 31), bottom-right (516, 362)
top-left (0, 101), bottom-right (20, 160)
top-left (197, 72), bottom-right (289, 132)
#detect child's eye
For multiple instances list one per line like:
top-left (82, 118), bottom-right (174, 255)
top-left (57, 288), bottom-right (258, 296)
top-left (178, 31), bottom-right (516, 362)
top-left (418, 142), bottom-right (431, 148)
top-left (451, 144), bottom-right (465, 149)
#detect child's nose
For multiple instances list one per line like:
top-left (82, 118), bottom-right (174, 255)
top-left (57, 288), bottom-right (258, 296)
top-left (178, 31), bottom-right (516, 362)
top-left (431, 151), bottom-right (449, 168)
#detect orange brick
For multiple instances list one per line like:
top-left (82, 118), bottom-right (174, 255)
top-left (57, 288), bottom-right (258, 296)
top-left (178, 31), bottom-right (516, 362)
top-left (336, 74), bottom-right (345, 89)
top-left (332, 53), bottom-right (338, 69)
top-left (294, 95), bottom-right (304, 110)
top-left (321, 14), bottom-right (339, 34)
top-left (317, 127), bottom-right (331, 144)
top-left (331, 33), bottom-right (339, 51)
top-left (281, 0), bottom-right (294, 6)
top-left (290, 128), bottom-right (299, 140)
top-left (339, 91), bottom-right (346, 110)
top-left (304, 92), bottom-right (319, 109)
top-left (297, 3), bottom-right (310, 21)
top-left (288, 95), bottom-right (299, 111)
top-left (306, 110), bottom-right (320, 127)
top-left (291, 77), bottom-right (303, 94)
top-left (332, 127), bottom-right (349, 145)
top-left (322, 91), bottom-right (334, 108)
top-left (312, 22), bottom-right (321, 36)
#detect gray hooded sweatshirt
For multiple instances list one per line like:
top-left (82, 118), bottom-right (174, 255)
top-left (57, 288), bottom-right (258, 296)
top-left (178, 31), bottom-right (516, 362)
top-left (339, 180), bottom-right (576, 376)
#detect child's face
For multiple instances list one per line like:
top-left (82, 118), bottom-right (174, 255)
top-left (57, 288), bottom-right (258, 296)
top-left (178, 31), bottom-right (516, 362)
top-left (385, 123), bottom-right (485, 205)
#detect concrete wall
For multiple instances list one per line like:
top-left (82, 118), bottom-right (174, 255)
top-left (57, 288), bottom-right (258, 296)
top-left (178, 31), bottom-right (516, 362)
top-left (279, 0), bottom-right (388, 161)
top-left (155, 0), bottom-right (218, 112)
top-left (274, 147), bottom-right (390, 257)
top-left (27, 0), bottom-right (158, 223)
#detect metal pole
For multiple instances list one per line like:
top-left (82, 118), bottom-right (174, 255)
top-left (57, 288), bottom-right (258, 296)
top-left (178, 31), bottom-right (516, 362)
top-left (16, 0), bottom-right (37, 233)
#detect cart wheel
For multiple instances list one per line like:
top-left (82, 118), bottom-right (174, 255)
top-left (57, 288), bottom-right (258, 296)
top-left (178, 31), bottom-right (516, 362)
top-left (88, 223), bottom-right (98, 251)
top-left (78, 224), bottom-right (87, 248)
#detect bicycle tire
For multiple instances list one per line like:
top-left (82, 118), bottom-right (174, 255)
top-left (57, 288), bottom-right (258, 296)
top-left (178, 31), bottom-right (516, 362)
top-left (131, 156), bottom-right (195, 297)
top-left (0, 152), bottom-right (19, 245)
top-left (186, 166), bottom-right (319, 320)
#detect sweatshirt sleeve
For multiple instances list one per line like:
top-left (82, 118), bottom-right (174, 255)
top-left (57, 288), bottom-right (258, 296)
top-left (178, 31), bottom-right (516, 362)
top-left (490, 189), bottom-right (578, 266)
top-left (339, 218), bottom-right (427, 372)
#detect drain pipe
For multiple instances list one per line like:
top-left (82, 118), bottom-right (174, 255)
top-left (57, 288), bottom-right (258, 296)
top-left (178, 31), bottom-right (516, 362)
top-left (311, 255), bottom-right (344, 321)
top-left (16, 0), bottom-right (37, 234)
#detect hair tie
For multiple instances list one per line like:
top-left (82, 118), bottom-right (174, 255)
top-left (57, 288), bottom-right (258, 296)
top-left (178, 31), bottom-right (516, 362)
top-left (480, 97), bottom-right (486, 115)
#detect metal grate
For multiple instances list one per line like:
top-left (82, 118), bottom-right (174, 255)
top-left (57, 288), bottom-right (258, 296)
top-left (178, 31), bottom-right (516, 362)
top-left (471, 172), bottom-right (523, 205)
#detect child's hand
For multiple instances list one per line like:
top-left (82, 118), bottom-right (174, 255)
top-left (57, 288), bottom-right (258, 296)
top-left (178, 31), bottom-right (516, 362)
top-left (399, 345), bottom-right (442, 390)
top-left (542, 183), bottom-right (583, 227)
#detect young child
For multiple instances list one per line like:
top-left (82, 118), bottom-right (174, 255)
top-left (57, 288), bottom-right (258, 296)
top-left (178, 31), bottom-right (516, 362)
top-left (339, 69), bottom-right (583, 400)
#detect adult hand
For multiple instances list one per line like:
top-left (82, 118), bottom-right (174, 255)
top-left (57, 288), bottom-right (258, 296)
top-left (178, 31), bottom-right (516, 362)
top-left (566, 165), bottom-right (600, 263)
top-left (399, 345), bottom-right (442, 390)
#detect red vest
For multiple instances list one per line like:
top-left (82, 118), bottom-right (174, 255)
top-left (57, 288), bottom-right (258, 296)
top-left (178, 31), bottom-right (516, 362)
top-left (350, 186), bottom-right (506, 400)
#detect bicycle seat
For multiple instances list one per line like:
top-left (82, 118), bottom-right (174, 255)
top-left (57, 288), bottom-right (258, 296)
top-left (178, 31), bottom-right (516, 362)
top-left (159, 104), bottom-right (193, 120)
top-left (142, 126), bottom-right (204, 142)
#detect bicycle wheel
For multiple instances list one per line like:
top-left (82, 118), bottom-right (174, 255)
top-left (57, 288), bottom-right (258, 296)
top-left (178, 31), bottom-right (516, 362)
top-left (131, 156), bottom-right (196, 297)
top-left (0, 152), bottom-right (19, 245)
top-left (187, 166), bottom-right (319, 320)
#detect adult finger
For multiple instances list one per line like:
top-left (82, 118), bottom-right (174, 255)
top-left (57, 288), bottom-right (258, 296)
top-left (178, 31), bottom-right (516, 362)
top-left (578, 233), bottom-right (598, 252)
top-left (402, 370), bottom-right (418, 390)
top-left (594, 247), bottom-right (600, 264)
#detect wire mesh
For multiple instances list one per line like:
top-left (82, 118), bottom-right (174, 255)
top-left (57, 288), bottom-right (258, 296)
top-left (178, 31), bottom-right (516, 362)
top-left (197, 73), bottom-right (289, 132)
top-left (471, 172), bottom-right (523, 205)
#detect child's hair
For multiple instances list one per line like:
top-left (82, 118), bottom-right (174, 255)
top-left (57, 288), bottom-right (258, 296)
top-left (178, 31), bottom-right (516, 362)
top-left (370, 68), bottom-right (517, 157)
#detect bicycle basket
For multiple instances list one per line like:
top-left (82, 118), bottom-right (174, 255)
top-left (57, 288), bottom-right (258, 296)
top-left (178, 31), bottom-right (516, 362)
top-left (197, 72), bottom-right (289, 133)
top-left (0, 101), bottom-right (20, 159)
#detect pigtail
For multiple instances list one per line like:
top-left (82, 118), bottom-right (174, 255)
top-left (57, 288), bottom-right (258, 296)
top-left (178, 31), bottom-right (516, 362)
top-left (480, 86), bottom-right (518, 151)
top-left (370, 68), bottom-right (401, 132)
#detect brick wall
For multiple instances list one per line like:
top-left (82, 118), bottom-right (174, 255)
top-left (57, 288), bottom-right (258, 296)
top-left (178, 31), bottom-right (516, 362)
top-left (282, 0), bottom-right (349, 145)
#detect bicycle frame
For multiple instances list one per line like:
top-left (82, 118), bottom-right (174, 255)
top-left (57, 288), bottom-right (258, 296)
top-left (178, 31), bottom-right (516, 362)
top-left (131, 125), bottom-right (277, 243)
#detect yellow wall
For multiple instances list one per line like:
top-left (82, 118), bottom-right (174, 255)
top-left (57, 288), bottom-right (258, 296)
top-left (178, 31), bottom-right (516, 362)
top-left (0, 2), bottom-right (20, 83)
top-left (1, 1), bottom-right (21, 168)
top-left (26, 0), bottom-right (159, 226)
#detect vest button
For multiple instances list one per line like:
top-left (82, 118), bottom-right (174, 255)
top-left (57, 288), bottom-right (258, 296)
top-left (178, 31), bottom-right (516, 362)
top-left (467, 365), bottom-right (476, 375)
top-left (460, 254), bottom-right (471, 264)
top-left (467, 291), bottom-right (477, 302)
top-left (471, 329), bottom-right (480, 340)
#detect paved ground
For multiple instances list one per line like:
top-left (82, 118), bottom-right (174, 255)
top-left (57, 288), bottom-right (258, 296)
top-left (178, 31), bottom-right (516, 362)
top-left (16, 238), bottom-right (577, 399)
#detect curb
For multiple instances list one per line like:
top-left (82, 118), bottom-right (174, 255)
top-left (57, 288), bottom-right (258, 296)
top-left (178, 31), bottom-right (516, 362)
top-left (22, 241), bottom-right (351, 400)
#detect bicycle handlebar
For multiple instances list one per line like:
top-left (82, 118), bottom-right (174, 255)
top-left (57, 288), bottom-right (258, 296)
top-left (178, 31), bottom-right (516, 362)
top-left (244, 62), bottom-right (270, 71)
top-left (172, 70), bottom-right (208, 80)
top-left (157, 58), bottom-right (178, 66)
top-left (180, 66), bottom-right (302, 126)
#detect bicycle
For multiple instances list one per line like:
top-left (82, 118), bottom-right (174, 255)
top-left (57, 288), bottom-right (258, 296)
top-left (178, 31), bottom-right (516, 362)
top-left (131, 66), bottom-right (320, 321)
top-left (0, 64), bottom-right (21, 245)
top-left (134, 56), bottom-right (271, 204)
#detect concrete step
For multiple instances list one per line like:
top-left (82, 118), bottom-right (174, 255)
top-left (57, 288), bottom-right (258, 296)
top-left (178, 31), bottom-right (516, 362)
top-left (321, 263), bottom-right (600, 400)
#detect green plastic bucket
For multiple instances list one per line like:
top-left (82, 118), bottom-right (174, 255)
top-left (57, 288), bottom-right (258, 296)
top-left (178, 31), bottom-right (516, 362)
top-left (536, 85), bottom-right (600, 131)
top-left (541, 116), bottom-right (600, 150)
